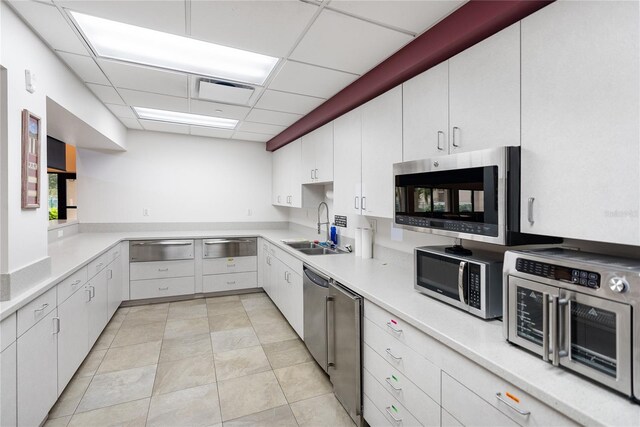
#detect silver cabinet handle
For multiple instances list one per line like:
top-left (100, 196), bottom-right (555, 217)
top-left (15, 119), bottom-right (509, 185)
top-left (86, 288), bottom-right (92, 302)
top-left (385, 407), bottom-right (402, 424)
top-left (437, 130), bottom-right (445, 151)
top-left (458, 261), bottom-right (467, 305)
top-left (96, 263), bottom-right (104, 270)
top-left (226, 281), bottom-right (236, 285)
top-left (452, 126), bottom-right (460, 147)
top-left (496, 393), bottom-right (531, 416)
top-left (277, 195), bottom-right (281, 203)
top-left (71, 279), bottom-right (81, 286)
top-left (542, 293), bottom-right (550, 362)
top-left (90, 286), bottom-right (96, 299)
top-left (158, 268), bottom-right (169, 272)
top-left (385, 377), bottom-right (402, 391)
top-left (159, 287), bottom-right (169, 291)
top-left (385, 348), bottom-right (402, 360)
top-left (386, 322), bottom-right (402, 334)
top-left (227, 264), bottom-right (236, 268)
top-left (310, 169), bottom-right (314, 180)
top-left (315, 169), bottom-right (318, 180)
top-left (107, 269), bottom-right (113, 280)
top-left (527, 197), bottom-right (535, 225)
top-left (52, 317), bottom-right (60, 334)
top-left (354, 196), bottom-right (359, 210)
top-left (266, 256), bottom-right (271, 266)
top-left (361, 196), bottom-right (367, 211)
top-left (34, 303), bottom-right (49, 313)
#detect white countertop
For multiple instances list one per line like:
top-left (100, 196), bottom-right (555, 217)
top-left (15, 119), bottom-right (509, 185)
top-left (2, 229), bottom-right (638, 426)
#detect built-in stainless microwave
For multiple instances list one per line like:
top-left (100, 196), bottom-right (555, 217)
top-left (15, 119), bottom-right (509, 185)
top-left (394, 147), bottom-right (560, 246)
top-left (503, 249), bottom-right (640, 400)
top-left (415, 246), bottom-right (504, 319)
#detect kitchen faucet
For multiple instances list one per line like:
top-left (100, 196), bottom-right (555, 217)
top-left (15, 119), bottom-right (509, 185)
top-left (317, 202), bottom-right (330, 243)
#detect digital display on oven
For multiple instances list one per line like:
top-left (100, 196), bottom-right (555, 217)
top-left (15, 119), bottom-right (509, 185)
top-left (515, 258), bottom-right (600, 289)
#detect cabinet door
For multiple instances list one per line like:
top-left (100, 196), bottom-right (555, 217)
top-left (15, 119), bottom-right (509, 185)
top-left (333, 108), bottom-right (362, 218)
top-left (449, 22), bottom-right (520, 153)
top-left (17, 310), bottom-right (58, 427)
top-left (286, 139), bottom-right (302, 207)
top-left (300, 132), bottom-right (317, 184)
top-left (1, 342), bottom-right (17, 427)
top-left (315, 122), bottom-right (334, 183)
top-left (57, 286), bottom-right (90, 394)
top-left (520, 1), bottom-right (640, 245)
top-left (87, 268), bottom-right (109, 347)
top-left (269, 257), bottom-right (283, 310)
top-left (272, 147), bottom-right (287, 206)
top-left (283, 268), bottom-right (303, 339)
top-left (361, 86), bottom-right (403, 218)
top-left (107, 259), bottom-right (123, 319)
top-left (403, 61), bottom-right (449, 160)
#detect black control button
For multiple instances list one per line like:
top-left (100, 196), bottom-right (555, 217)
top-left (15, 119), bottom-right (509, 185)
top-left (580, 271), bottom-right (588, 278)
top-left (579, 278), bottom-right (588, 285)
top-left (572, 270), bottom-right (580, 277)
top-left (572, 277), bottom-right (579, 283)
top-left (587, 280), bottom-right (598, 287)
top-left (588, 273), bottom-right (598, 280)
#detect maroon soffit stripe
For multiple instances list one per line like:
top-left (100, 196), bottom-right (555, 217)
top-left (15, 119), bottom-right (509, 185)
top-left (266, 0), bottom-right (554, 152)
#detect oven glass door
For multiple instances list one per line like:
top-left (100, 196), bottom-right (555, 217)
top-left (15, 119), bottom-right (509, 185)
top-left (507, 276), bottom-right (558, 357)
top-left (416, 251), bottom-right (468, 308)
top-left (560, 291), bottom-right (632, 395)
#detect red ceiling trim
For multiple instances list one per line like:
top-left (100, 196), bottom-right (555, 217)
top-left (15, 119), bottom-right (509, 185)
top-left (266, 0), bottom-right (554, 152)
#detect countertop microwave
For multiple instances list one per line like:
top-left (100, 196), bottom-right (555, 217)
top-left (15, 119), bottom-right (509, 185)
top-left (393, 146), bottom-right (560, 246)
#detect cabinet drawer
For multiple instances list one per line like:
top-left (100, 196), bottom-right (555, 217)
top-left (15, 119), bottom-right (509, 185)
top-left (442, 351), bottom-right (578, 427)
top-left (88, 252), bottom-right (109, 279)
top-left (364, 343), bottom-right (440, 426)
top-left (442, 372), bottom-right (517, 427)
top-left (364, 300), bottom-right (448, 366)
top-left (1, 314), bottom-right (16, 352)
top-left (272, 246), bottom-right (303, 272)
top-left (57, 266), bottom-right (88, 305)
top-left (130, 260), bottom-right (195, 281)
top-left (363, 317), bottom-right (440, 403)
top-left (17, 287), bottom-right (56, 337)
top-left (108, 243), bottom-right (122, 262)
top-left (363, 368), bottom-right (423, 427)
top-left (363, 394), bottom-right (392, 427)
top-left (203, 272), bottom-right (258, 293)
top-left (130, 277), bottom-right (195, 300)
top-left (202, 256), bottom-right (257, 275)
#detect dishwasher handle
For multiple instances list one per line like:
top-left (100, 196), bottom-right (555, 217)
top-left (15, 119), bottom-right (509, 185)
top-left (326, 295), bottom-right (335, 368)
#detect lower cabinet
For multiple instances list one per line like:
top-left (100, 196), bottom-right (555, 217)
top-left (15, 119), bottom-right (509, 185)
top-left (17, 309), bottom-right (58, 427)
top-left (0, 341), bottom-right (17, 427)
top-left (87, 268), bottom-right (109, 347)
top-left (130, 277), bottom-right (195, 300)
top-left (106, 256), bottom-right (123, 318)
top-left (203, 272), bottom-right (257, 293)
top-left (57, 286), bottom-right (90, 394)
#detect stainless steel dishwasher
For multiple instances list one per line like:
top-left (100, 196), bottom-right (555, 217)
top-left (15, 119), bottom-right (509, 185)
top-left (303, 265), bottom-right (362, 426)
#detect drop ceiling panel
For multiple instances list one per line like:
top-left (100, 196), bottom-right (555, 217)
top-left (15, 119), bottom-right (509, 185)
top-left (291, 8), bottom-right (413, 75)
top-left (104, 103), bottom-right (136, 119)
top-left (246, 109), bottom-right (301, 127)
top-left (237, 121), bottom-right (285, 135)
top-left (118, 117), bottom-right (143, 130)
top-left (97, 60), bottom-right (188, 98)
top-left (58, 51), bottom-right (109, 85)
top-left (57, 0), bottom-right (187, 35)
top-left (9, 0), bottom-right (89, 55)
top-left (255, 90), bottom-right (325, 115)
top-left (118, 89), bottom-right (189, 113)
top-left (86, 83), bottom-right (124, 105)
top-left (140, 119), bottom-right (190, 135)
top-left (232, 132), bottom-right (273, 143)
top-left (190, 127), bottom-right (235, 139)
top-left (190, 100), bottom-right (251, 121)
top-left (269, 61), bottom-right (358, 99)
top-left (190, 0), bottom-right (318, 57)
top-left (328, 0), bottom-right (465, 34)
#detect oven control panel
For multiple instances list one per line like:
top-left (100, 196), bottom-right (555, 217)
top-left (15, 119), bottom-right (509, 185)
top-left (468, 263), bottom-right (482, 309)
top-left (516, 258), bottom-right (600, 289)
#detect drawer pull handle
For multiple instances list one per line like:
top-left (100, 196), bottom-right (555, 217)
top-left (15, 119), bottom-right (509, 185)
top-left (90, 286), bottom-right (96, 298)
top-left (52, 317), bottom-right (60, 334)
top-left (385, 406), bottom-right (402, 424)
top-left (226, 281), bottom-right (236, 285)
top-left (227, 264), bottom-right (236, 268)
top-left (385, 377), bottom-right (402, 391)
top-left (158, 268), bottom-right (169, 272)
top-left (34, 303), bottom-right (49, 313)
top-left (386, 322), bottom-right (402, 333)
top-left (96, 263), bottom-right (104, 269)
top-left (159, 287), bottom-right (169, 291)
top-left (72, 279), bottom-right (81, 286)
top-left (496, 392), bottom-right (531, 416)
top-left (385, 348), bottom-right (402, 360)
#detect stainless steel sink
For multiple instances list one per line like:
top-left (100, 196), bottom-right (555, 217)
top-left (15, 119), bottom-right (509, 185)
top-left (283, 241), bottom-right (347, 255)
top-left (284, 241), bottom-right (320, 249)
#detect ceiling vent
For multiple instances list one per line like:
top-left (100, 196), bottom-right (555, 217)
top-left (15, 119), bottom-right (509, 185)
top-left (196, 78), bottom-right (255, 105)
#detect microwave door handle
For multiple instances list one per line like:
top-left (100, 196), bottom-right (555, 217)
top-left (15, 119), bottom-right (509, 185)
top-left (551, 295), bottom-right (569, 366)
top-left (458, 261), bottom-right (467, 305)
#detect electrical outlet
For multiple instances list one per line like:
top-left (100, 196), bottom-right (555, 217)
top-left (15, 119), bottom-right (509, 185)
top-left (57, 230), bottom-right (64, 238)
top-left (370, 219), bottom-right (377, 233)
top-left (143, 208), bottom-right (150, 217)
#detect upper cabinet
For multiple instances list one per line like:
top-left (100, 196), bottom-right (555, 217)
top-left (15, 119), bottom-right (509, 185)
top-left (519, 1), bottom-right (639, 245)
top-left (361, 86), bottom-right (403, 218)
top-left (301, 122), bottom-right (334, 184)
top-left (272, 139), bottom-right (322, 208)
top-left (403, 23), bottom-right (520, 161)
top-left (334, 107), bottom-right (362, 220)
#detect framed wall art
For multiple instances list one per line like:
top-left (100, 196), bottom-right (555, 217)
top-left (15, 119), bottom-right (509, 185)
top-left (21, 109), bottom-right (41, 209)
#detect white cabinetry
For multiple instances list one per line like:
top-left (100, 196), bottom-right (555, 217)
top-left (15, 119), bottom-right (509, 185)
top-left (448, 22), bottom-right (520, 153)
top-left (57, 285), bottom-right (90, 394)
top-left (402, 61), bottom-right (449, 161)
top-left (519, 0), bottom-right (640, 245)
top-left (301, 122), bottom-right (334, 183)
top-left (333, 107), bottom-right (362, 222)
top-left (107, 254), bottom-right (123, 318)
top-left (17, 309), bottom-right (58, 427)
top-left (273, 139), bottom-right (322, 208)
top-left (87, 268), bottom-right (109, 347)
top-left (1, 314), bottom-right (17, 427)
top-left (361, 86), bottom-right (403, 218)
top-left (202, 256), bottom-right (258, 293)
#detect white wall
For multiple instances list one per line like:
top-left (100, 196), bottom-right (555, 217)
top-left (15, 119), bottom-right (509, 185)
top-left (0, 3), bottom-right (126, 273)
top-left (77, 130), bottom-right (288, 224)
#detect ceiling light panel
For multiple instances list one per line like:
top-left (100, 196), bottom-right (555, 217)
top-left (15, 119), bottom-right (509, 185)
top-left (134, 107), bottom-right (238, 130)
top-left (69, 11), bottom-right (279, 85)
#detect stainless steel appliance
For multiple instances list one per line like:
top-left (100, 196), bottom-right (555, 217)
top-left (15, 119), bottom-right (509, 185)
top-left (202, 238), bottom-right (256, 258)
top-left (415, 246), bottom-right (504, 319)
top-left (393, 146), bottom-right (560, 246)
top-left (303, 265), bottom-right (362, 425)
top-left (503, 249), bottom-right (640, 399)
top-left (129, 240), bottom-right (194, 262)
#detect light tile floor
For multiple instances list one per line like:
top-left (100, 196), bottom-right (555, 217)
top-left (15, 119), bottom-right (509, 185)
top-left (45, 291), bottom-right (356, 427)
